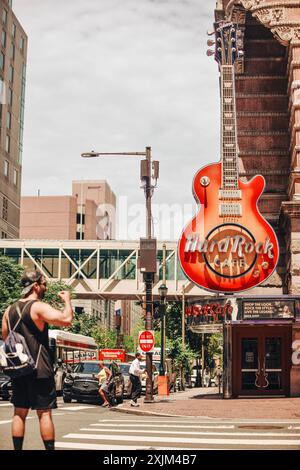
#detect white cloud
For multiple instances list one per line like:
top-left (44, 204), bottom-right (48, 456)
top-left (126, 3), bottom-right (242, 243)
top-left (13, 0), bottom-right (220, 239)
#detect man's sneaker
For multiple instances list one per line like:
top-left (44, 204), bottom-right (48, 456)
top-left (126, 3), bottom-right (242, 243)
top-left (130, 400), bottom-right (139, 407)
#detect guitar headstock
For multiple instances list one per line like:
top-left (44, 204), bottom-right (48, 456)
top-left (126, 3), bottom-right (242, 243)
top-left (207, 21), bottom-right (243, 67)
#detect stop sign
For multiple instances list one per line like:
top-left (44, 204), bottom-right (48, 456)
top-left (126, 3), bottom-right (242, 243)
top-left (138, 330), bottom-right (155, 353)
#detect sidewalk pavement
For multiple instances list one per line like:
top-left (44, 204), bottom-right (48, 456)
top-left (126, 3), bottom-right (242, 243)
top-left (111, 387), bottom-right (300, 420)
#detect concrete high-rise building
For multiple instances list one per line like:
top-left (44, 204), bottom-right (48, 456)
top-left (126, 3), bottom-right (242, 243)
top-left (0, 0), bottom-right (27, 239)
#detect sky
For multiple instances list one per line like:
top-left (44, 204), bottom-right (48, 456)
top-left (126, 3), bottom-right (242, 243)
top-left (13, 0), bottom-right (220, 240)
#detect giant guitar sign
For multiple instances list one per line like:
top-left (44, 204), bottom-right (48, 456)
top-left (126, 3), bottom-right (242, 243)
top-left (178, 22), bottom-right (279, 293)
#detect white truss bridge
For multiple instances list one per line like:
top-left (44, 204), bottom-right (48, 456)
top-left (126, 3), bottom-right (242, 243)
top-left (0, 239), bottom-right (213, 300)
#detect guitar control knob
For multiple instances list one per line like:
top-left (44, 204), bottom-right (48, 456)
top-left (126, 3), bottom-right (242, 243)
top-left (200, 176), bottom-right (210, 187)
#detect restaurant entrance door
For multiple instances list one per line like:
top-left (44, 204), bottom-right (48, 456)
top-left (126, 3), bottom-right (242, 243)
top-left (232, 325), bottom-right (292, 397)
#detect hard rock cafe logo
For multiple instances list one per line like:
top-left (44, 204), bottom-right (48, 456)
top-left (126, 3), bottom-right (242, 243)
top-left (184, 223), bottom-right (274, 279)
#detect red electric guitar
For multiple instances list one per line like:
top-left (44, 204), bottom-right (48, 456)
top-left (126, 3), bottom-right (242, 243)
top-left (178, 22), bottom-right (279, 293)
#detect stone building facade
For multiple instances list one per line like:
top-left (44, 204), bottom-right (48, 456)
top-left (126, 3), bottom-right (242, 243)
top-left (215, 0), bottom-right (300, 295)
top-left (211, 0), bottom-right (300, 397)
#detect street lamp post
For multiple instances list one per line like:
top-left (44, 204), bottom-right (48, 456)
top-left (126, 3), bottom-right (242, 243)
top-left (158, 283), bottom-right (168, 376)
top-left (81, 147), bottom-right (159, 403)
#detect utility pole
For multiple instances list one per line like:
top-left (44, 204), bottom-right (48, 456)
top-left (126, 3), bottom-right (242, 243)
top-left (81, 146), bottom-right (159, 403)
top-left (182, 285), bottom-right (185, 348)
top-left (143, 147), bottom-right (155, 403)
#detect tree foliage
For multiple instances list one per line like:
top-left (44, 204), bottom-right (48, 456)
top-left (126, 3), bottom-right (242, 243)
top-left (166, 337), bottom-right (195, 376)
top-left (43, 280), bottom-right (74, 310)
top-left (0, 256), bottom-right (23, 324)
top-left (66, 310), bottom-right (98, 336)
top-left (91, 326), bottom-right (117, 349)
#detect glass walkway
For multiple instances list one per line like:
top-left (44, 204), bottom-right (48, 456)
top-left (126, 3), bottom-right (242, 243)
top-left (0, 239), bottom-right (210, 300)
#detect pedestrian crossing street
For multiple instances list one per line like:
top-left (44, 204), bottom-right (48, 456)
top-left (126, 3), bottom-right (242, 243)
top-left (55, 414), bottom-right (300, 450)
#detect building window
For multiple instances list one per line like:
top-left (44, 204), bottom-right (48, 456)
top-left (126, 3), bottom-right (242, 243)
top-left (10, 44), bottom-right (14, 60)
top-left (2, 9), bottom-right (7, 25)
top-left (13, 168), bottom-right (17, 186)
top-left (2, 196), bottom-right (8, 221)
top-left (76, 213), bottom-right (85, 225)
top-left (8, 88), bottom-right (12, 106)
top-left (1, 31), bottom-right (6, 48)
top-left (4, 160), bottom-right (8, 177)
top-left (12, 23), bottom-right (16, 39)
top-left (5, 134), bottom-right (10, 153)
top-left (8, 65), bottom-right (13, 83)
top-left (1, 231), bottom-right (7, 239)
top-left (0, 52), bottom-right (4, 71)
top-left (6, 111), bottom-right (11, 129)
top-left (20, 37), bottom-right (25, 53)
top-left (76, 231), bottom-right (84, 240)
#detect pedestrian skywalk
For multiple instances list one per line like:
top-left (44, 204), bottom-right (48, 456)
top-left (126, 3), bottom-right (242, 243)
top-left (55, 416), bottom-right (300, 450)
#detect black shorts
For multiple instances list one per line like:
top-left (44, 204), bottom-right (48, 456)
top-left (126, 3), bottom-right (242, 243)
top-left (11, 375), bottom-right (57, 410)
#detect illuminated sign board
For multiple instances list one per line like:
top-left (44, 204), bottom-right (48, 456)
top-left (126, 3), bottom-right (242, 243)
top-left (241, 299), bottom-right (296, 320)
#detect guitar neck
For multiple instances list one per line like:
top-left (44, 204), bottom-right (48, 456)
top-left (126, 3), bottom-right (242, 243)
top-left (221, 65), bottom-right (239, 189)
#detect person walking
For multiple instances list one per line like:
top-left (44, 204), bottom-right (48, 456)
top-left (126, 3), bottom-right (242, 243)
top-left (1, 270), bottom-right (73, 451)
top-left (97, 361), bottom-right (112, 407)
top-left (203, 367), bottom-right (211, 387)
top-left (129, 352), bottom-right (145, 407)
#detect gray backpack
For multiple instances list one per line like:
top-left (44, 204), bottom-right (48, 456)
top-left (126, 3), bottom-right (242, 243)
top-left (0, 303), bottom-right (41, 379)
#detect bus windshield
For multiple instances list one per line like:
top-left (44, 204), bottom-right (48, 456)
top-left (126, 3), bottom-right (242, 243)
top-left (73, 362), bottom-right (100, 375)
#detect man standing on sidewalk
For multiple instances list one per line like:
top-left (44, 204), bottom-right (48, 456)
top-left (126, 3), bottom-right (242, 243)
top-left (1, 270), bottom-right (74, 451)
top-left (129, 352), bottom-right (145, 407)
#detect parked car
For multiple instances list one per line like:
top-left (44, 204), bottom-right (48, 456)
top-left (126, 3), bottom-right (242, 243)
top-left (119, 362), bottom-right (132, 398)
top-left (140, 362), bottom-right (159, 394)
top-left (0, 371), bottom-right (12, 401)
top-left (62, 360), bottom-right (124, 405)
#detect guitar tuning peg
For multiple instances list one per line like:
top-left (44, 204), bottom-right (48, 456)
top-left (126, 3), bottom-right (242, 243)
top-left (207, 39), bottom-right (215, 46)
top-left (238, 50), bottom-right (244, 57)
top-left (207, 30), bottom-right (215, 36)
top-left (206, 49), bottom-right (215, 56)
top-left (237, 30), bottom-right (242, 37)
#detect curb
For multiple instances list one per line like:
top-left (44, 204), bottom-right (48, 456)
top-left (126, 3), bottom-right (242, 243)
top-left (109, 406), bottom-right (214, 419)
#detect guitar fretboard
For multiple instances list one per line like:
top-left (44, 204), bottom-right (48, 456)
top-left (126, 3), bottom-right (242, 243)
top-left (221, 65), bottom-right (238, 189)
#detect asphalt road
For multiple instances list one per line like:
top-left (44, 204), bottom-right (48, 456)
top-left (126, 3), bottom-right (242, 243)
top-left (1, 397), bottom-right (300, 450)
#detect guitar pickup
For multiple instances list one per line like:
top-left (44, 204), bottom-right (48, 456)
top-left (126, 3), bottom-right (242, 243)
top-left (219, 189), bottom-right (242, 200)
top-left (219, 203), bottom-right (242, 217)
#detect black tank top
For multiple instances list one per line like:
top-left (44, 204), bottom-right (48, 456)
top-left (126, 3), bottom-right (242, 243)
top-left (8, 299), bottom-right (54, 379)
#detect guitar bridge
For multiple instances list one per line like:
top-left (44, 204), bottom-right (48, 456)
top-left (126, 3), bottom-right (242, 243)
top-left (219, 203), bottom-right (242, 217)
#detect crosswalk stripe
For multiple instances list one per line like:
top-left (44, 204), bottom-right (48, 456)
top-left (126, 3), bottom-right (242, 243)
top-left (0, 416), bottom-right (35, 426)
top-left (55, 442), bottom-right (193, 450)
top-left (59, 406), bottom-right (97, 411)
top-left (63, 433), bottom-right (300, 446)
top-left (79, 428), bottom-right (300, 437)
top-left (91, 423), bottom-right (235, 429)
top-left (0, 403), bottom-right (12, 407)
top-left (102, 418), bottom-right (300, 424)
